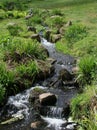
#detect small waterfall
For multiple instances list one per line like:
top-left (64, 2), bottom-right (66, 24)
top-left (41, 107), bottom-right (66, 130)
top-left (42, 116), bottom-right (66, 130)
top-left (47, 107), bottom-right (63, 118)
top-left (2, 86), bottom-right (45, 118)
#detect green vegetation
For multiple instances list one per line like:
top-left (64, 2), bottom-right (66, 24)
top-left (0, 37), bottom-right (48, 101)
top-left (0, 84), bottom-right (6, 103)
top-left (0, 0), bottom-right (97, 129)
top-left (77, 56), bottom-right (96, 86)
top-left (71, 86), bottom-right (97, 130)
top-left (7, 23), bottom-right (22, 36)
top-left (65, 24), bottom-right (87, 45)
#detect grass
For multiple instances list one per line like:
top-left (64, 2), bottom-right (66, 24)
top-left (71, 85), bottom-right (97, 130)
top-left (27, 0), bottom-right (97, 8)
top-left (0, 0), bottom-right (97, 129)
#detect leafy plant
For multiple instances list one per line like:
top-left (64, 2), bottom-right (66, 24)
top-left (52, 9), bottom-right (63, 16)
top-left (51, 16), bottom-right (65, 27)
top-left (16, 60), bottom-right (39, 86)
top-left (0, 9), bottom-right (7, 19)
top-left (7, 23), bottom-right (22, 36)
top-left (71, 86), bottom-right (97, 130)
top-left (77, 56), bottom-right (96, 85)
top-left (2, 38), bottom-right (47, 62)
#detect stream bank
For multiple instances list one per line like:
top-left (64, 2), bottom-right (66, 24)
top-left (0, 38), bottom-right (78, 130)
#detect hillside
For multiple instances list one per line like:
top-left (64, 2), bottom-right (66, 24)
top-left (0, 0), bottom-right (97, 130)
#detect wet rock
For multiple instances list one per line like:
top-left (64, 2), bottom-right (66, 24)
top-left (39, 93), bottom-right (57, 106)
top-left (31, 118), bottom-right (47, 129)
top-left (51, 34), bottom-right (61, 43)
top-left (31, 121), bottom-right (43, 129)
top-left (27, 26), bottom-right (36, 33)
top-left (36, 60), bottom-right (55, 80)
top-left (72, 67), bottom-right (79, 75)
top-left (31, 34), bottom-right (41, 42)
top-left (63, 80), bottom-right (79, 88)
top-left (59, 68), bottom-right (73, 81)
top-left (46, 58), bottom-right (56, 65)
top-left (45, 30), bottom-right (52, 42)
top-left (29, 87), bottom-right (47, 113)
top-left (29, 87), bottom-right (46, 104)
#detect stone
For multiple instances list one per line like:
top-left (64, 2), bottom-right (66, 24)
top-left (72, 67), bottom-right (79, 75)
top-left (45, 30), bottom-right (52, 42)
top-left (51, 34), bottom-right (61, 43)
top-left (31, 121), bottom-right (43, 129)
top-left (31, 119), bottom-right (47, 129)
top-left (59, 69), bottom-right (73, 81)
top-left (29, 87), bottom-right (46, 104)
top-left (39, 93), bottom-right (57, 106)
top-left (30, 34), bottom-right (41, 42)
top-left (36, 60), bottom-right (55, 80)
top-left (59, 26), bottom-right (65, 35)
top-left (27, 26), bottom-right (36, 33)
top-left (46, 58), bottom-right (56, 65)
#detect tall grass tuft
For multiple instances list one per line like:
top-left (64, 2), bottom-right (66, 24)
top-left (71, 85), bottom-right (97, 130)
top-left (77, 56), bottom-right (96, 85)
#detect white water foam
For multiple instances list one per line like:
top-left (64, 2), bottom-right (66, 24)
top-left (41, 38), bottom-right (55, 46)
top-left (47, 107), bottom-right (63, 118)
top-left (42, 116), bottom-right (66, 130)
top-left (7, 86), bottom-right (46, 117)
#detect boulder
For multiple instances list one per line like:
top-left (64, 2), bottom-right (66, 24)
top-left (29, 87), bottom-right (46, 104)
top-left (31, 34), bottom-right (41, 42)
top-left (59, 69), bottom-right (73, 81)
top-left (51, 34), bottom-right (61, 43)
top-left (36, 60), bottom-right (55, 80)
top-left (39, 93), bottom-right (57, 106)
top-left (27, 26), bottom-right (36, 33)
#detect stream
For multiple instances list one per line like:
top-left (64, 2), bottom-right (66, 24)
top-left (0, 38), bottom-right (78, 130)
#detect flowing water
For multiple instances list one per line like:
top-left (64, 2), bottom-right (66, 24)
top-left (0, 38), bottom-right (77, 130)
